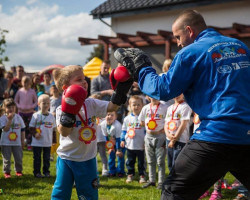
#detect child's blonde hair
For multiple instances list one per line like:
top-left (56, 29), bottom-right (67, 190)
top-left (22, 75), bottom-right (31, 84)
top-left (53, 65), bottom-right (83, 93)
top-left (129, 95), bottom-right (143, 105)
top-left (38, 94), bottom-right (50, 104)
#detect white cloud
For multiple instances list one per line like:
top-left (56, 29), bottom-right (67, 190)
top-left (0, 3), bottom-right (110, 72)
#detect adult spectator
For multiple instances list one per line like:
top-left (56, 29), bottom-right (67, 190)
top-left (13, 65), bottom-right (25, 89)
top-left (0, 64), bottom-right (8, 105)
top-left (32, 73), bottom-right (45, 97)
top-left (114, 9), bottom-right (250, 200)
top-left (4, 71), bottom-right (19, 99)
top-left (41, 72), bottom-right (53, 95)
top-left (90, 60), bottom-right (113, 101)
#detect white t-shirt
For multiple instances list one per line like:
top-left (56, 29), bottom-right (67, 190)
top-left (0, 114), bottom-right (25, 146)
top-left (96, 118), bottom-right (105, 143)
top-left (100, 120), bottom-right (122, 139)
top-left (165, 102), bottom-right (192, 143)
top-left (122, 113), bottom-right (145, 150)
top-left (139, 103), bottom-right (168, 133)
top-left (56, 98), bottom-right (109, 162)
top-left (29, 111), bottom-right (56, 147)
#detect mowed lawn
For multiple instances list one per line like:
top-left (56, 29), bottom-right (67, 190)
top-left (0, 149), bottom-right (238, 200)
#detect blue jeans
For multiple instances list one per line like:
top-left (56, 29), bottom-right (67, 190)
top-left (108, 148), bottom-right (126, 174)
top-left (51, 157), bottom-right (98, 200)
top-left (126, 149), bottom-right (145, 176)
top-left (166, 140), bottom-right (186, 172)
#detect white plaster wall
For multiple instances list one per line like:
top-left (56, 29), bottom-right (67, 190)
top-left (110, 1), bottom-right (250, 36)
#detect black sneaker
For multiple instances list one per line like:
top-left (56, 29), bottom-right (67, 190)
top-left (142, 181), bottom-right (156, 188)
top-left (44, 173), bottom-right (50, 178)
top-left (35, 173), bottom-right (44, 178)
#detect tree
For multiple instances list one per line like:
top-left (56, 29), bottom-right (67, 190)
top-left (0, 28), bottom-right (9, 64)
top-left (86, 44), bottom-right (104, 63)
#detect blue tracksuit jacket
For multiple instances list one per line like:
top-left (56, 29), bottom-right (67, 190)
top-left (138, 28), bottom-right (250, 145)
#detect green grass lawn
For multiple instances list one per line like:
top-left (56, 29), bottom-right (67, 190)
top-left (0, 149), bottom-right (238, 200)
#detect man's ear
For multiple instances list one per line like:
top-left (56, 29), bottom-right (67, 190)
top-left (186, 26), bottom-right (195, 38)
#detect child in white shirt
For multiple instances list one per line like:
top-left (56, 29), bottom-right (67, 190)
top-left (51, 65), bottom-right (130, 200)
top-left (29, 94), bottom-right (56, 178)
top-left (0, 98), bottom-right (25, 178)
top-left (120, 95), bottom-right (146, 184)
top-left (100, 111), bottom-right (125, 177)
top-left (139, 97), bottom-right (169, 189)
top-left (164, 94), bottom-right (192, 172)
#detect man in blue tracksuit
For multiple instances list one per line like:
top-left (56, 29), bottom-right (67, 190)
top-left (113, 10), bottom-right (250, 200)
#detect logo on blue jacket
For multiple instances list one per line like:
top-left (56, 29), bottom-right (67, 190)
top-left (217, 65), bottom-right (232, 73)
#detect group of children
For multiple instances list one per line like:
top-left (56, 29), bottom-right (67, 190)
top-left (0, 73), bottom-right (61, 179)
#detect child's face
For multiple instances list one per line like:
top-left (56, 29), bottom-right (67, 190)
top-left (69, 70), bottom-right (88, 91)
top-left (130, 98), bottom-right (143, 115)
top-left (39, 98), bottom-right (50, 113)
top-left (6, 105), bottom-right (15, 114)
top-left (50, 87), bottom-right (59, 96)
top-left (22, 79), bottom-right (31, 89)
top-left (106, 112), bottom-right (116, 125)
top-left (175, 94), bottom-right (184, 103)
top-left (33, 76), bottom-right (40, 84)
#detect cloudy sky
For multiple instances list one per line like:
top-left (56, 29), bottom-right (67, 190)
top-left (0, 0), bottom-right (110, 72)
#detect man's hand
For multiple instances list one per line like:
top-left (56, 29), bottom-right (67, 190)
top-left (114, 48), bottom-right (152, 81)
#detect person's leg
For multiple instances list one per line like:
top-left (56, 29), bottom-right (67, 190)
top-left (98, 142), bottom-right (108, 173)
top-left (12, 146), bottom-right (23, 173)
top-left (229, 145), bottom-right (250, 197)
top-left (43, 147), bottom-right (51, 175)
top-left (156, 134), bottom-right (166, 185)
top-left (167, 140), bottom-right (174, 173)
top-left (145, 136), bottom-right (156, 183)
top-left (137, 150), bottom-right (146, 176)
top-left (51, 157), bottom-right (74, 200)
top-left (161, 140), bottom-right (230, 200)
top-left (108, 149), bottom-right (116, 175)
top-left (126, 149), bottom-right (136, 175)
top-left (1, 146), bottom-right (12, 174)
top-left (172, 141), bottom-right (186, 163)
top-left (117, 148), bottom-right (126, 175)
top-left (33, 146), bottom-right (42, 176)
top-left (74, 157), bottom-right (98, 200)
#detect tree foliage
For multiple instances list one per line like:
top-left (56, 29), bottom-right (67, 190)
top-left (0, 28), bottom-right (9, 64)
top-left (86, 44), bottom-right (104, 63)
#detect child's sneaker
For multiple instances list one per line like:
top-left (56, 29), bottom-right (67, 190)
top-left (15, 172), bottom-right (23, 177)
top-left (199, 191), bottom-right (210, 199)
top-left (102, 170), bottom-right (109, 177)
top-left (139, 175), bottom-right (146, 184)
top-left (126, 175), bottom-right (133, 183)
top-left (44, 173), bottom-right (50, 178)
top-left (4, 173), bottom-right (11, 179)
top-left (233, 194), bottom-right (249, 200)
top-left (142, 181), bottom-right (156, 188)
top-left (209, 191), bottom-right (222, 200)
top-left (34, 173), bottom-right (44, 178)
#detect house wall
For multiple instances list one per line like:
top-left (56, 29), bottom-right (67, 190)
top-left (110, 1), bottom-right (250, 72)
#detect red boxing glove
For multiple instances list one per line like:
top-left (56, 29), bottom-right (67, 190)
top-left (60, 85), bottom-right (87, 128)
top-left (110, 66), bottom-right (131, 90)
top-left (62, 84), bottom-right (87, 114)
